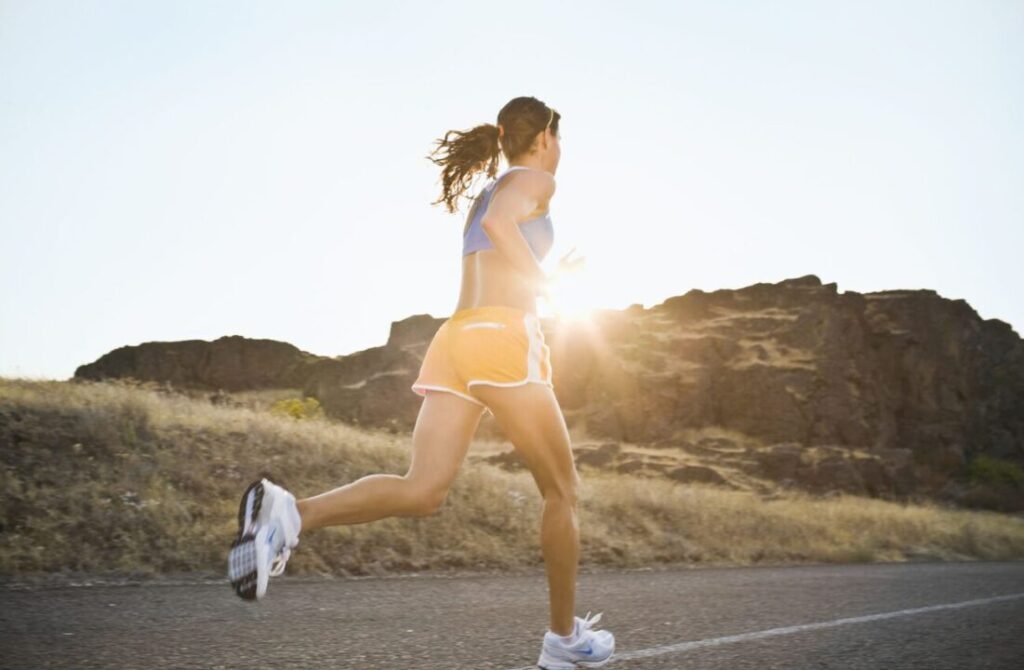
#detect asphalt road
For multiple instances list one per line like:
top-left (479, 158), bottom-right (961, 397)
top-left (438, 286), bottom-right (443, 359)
top-left (2, 561), bottom-right (1023, 669)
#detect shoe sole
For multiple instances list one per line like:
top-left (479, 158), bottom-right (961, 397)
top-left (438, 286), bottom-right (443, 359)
top-left (228, 533), bottom-right (259, 600)
top-left (228, 480), bottom-right (265, 601)
top-left (237, 479), bottom-right (265, 537)
top-left (537, 653), bottom-right (613, 669)
top-left (538, 647), bottom-right (614, 669)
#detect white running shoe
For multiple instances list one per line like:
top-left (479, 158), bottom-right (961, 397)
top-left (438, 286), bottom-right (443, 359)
top-left (227, 477), bottom-right (302, 601)
top-left (537, 611), bottom-right (615, 669)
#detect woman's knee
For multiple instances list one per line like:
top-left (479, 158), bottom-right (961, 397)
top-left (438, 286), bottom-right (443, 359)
top-left (399, 477), bottom-right (450, 517)
top-left (541, 471), bottom-right (580, 508)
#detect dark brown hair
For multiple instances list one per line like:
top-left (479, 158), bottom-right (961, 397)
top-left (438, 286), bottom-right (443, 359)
top-left (427, 96), bottom-right (561, 214)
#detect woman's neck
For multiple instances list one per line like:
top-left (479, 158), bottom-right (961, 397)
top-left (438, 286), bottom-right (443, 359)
top-left (508, 158), bottom-right (548, 173)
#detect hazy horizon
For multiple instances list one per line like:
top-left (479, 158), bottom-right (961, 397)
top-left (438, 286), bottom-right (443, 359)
top-left (2, 1), bottom-right (1022, 380)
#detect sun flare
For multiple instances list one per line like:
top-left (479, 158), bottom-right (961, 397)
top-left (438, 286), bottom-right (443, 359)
top-left (542, 266), bottom-right (601, 322)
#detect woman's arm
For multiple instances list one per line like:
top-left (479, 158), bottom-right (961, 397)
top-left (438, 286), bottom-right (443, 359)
top-left (480, 170), bottom-right (556, 293)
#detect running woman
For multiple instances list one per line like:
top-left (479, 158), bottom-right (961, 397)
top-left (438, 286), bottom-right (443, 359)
top-left (227, 95), bottom-right (614, 669)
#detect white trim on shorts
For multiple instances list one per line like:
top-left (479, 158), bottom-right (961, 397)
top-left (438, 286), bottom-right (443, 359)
top-left (466, 379), bottom-right (554, 388)
top-left (525, 312), bottom-right (542, 379)
top-left (410, 383), bottom-right (488, 408)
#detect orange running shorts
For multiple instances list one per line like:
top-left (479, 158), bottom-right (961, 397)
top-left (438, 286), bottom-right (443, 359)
top-left (411, 305), bottom-right (553, 412)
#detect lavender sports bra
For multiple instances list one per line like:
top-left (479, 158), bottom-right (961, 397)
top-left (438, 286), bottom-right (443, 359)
top-left (462, 166), bottom-right (554, 261)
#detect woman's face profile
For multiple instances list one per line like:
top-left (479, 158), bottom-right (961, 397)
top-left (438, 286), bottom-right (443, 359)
top-left (546, 128), bottom-right (562, 173)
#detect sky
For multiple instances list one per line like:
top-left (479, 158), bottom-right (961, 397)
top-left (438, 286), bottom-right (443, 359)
top-left (1, 0), bottom-right (1022, 380)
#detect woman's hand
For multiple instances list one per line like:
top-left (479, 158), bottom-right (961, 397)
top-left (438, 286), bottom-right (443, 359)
top-left (539, 247), bottom-right (587, 299)
top-left (555, 246), bottom-right (586, 277)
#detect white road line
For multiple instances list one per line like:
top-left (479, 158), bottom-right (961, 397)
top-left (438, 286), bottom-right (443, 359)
top-left (508, 592), bottom-right (1024, 669)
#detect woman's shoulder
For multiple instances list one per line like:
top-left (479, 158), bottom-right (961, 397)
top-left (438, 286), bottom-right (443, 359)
top-left (495, 167), bottom-right (556, 199)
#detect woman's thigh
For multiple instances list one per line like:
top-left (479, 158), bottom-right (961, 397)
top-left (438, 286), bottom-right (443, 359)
top-left (469, 383), bottom-right (580, 498)
top-left (406, 390), bottom-right (487, 492)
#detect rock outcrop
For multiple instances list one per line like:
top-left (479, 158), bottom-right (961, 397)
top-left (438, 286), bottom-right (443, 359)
top-left (74, 335), bottom-right (321, 391)
top-left (557, 276), bottom-right (1024, 466)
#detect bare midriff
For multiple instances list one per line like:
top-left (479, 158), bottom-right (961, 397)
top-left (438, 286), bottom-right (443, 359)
top-left (454, 248), bottom-right (538, 315)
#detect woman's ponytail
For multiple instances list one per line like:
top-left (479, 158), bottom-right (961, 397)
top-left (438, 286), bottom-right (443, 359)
top-left (427, 123), bottom-right (502, 214)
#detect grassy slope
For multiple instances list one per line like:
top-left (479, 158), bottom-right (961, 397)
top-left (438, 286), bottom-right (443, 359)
top-left (2, 377), bottom-right (1023, 578)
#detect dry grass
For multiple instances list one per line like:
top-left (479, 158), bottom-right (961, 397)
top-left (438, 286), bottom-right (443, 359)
top-left (579, 473), bottom-right (1024, 566)
top-left (2, 376), bottom-right (1023, 579)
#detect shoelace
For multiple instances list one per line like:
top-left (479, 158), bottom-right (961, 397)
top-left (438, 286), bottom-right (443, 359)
top-left (269, 547), bottom-right (291, 577)
top-left (577, 611), bottom-right (604, 634)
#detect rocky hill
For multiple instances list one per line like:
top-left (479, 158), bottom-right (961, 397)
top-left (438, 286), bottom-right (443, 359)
top-left (72, 276), bottom-right (1024, 510)
top-left (75, 335), bottom-right (322, 391)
